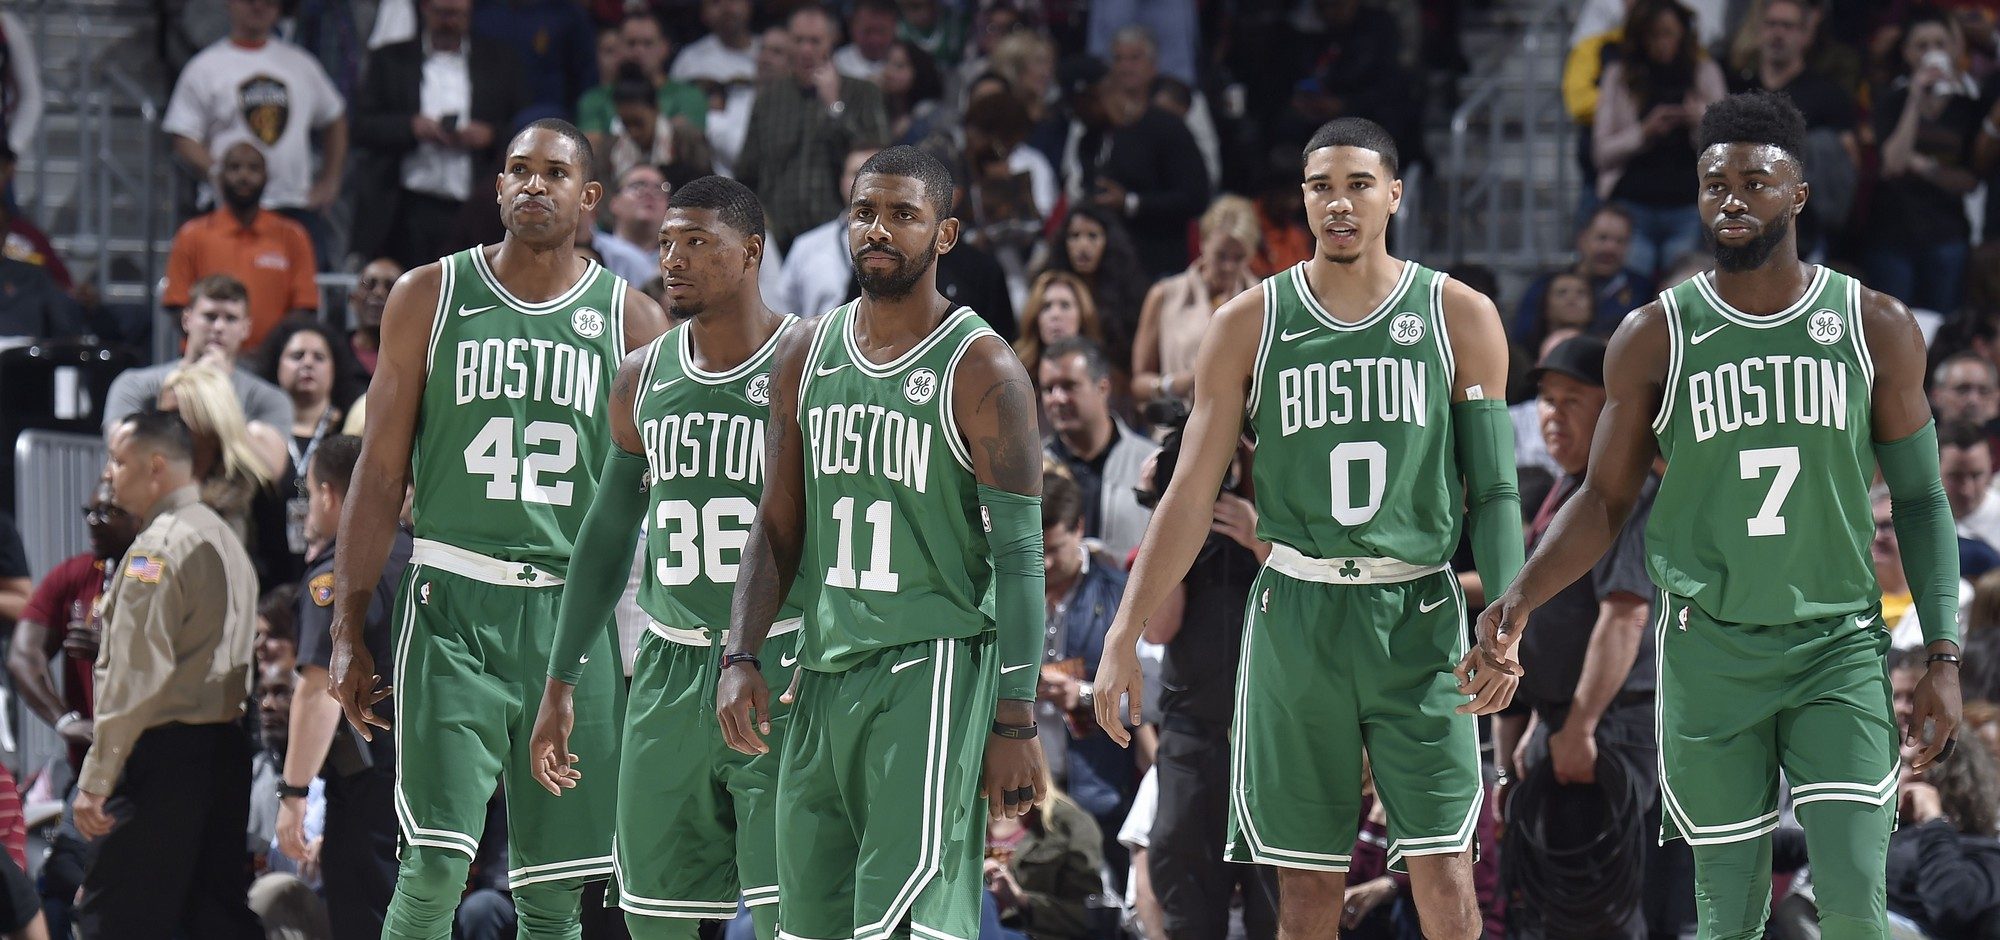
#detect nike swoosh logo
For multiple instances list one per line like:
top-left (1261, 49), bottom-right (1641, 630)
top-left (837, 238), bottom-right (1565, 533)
top-left (578, 654), bottom-right (589, 664)
top-left (815, 363), bottom-right (849, 378)
top-left (1418, 597), bottom-right (1449, 613)
top-left (1856, 615), bottom-right (1876, 629)
top-left (458, 304), bottom-right (498, 318)
top-left (890, 656), bottom-right (929, 674)
top-left (652, 378), bottom-right (681, 392)
top-left (779, 654), bottom-right (798, 667)
top-left (999, 662), bottom-right (1036, 675)
top-left (1690, 325), bottom-right (1726, 344)
top-left (1279, 326), bottom-right (1319, 342)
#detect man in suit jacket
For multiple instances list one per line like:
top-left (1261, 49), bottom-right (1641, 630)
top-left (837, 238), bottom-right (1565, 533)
top-left (349, 0), bottom-right (528, 271)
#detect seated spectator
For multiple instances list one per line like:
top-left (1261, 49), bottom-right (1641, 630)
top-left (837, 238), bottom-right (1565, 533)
top-left (882, 40), bottom-right (945, 145)
top-left (1930, 351), bottom-right (2000, 444)
top-left (278, 434), bottom-right (405, 940)
top-left (345, 257), bottom-right (403, 376)
top-left (10, 482), bottom-right (138, 771)
top-left (958, 83), bottom-right (1058, 226)
top-left (162, 0), bottom-right (346, 265)
top-left (470, 0), bottom-right (595, 122)
top-left (1105, 25), bottom-right (1218, 188)
top-left (1040, 337), bottom-right (1157, 562)
top-left (1036, 471), bottom-right (1136, 868)
top-left (984, 763), bottom-right (1108, 940)
top-left (596, 162), bottom-right (672, 287)
top-left (778, 145), bottom-right (876, 318)
top-left (600, 67), bottom-right (712, 195)
top-left (1512, 205), bottom-right (1656, 347)
top-left (1132, 195), bottom-right (1259, 406)
top-left (1869, 8), bottom-right (1984, 317)
top-left (833, 0), bottom-right (899, 82)
top-left (245, 657), bottom-right (334, 939)
top-left (1886, 736), bottom-right (2000, 937)
top-left (671, 0), bottom-right (759, 88)
top-left (897, 0), bottom-right (964, 68)
top-left (254, 583), bottom-right (298, 677)
top-left (348, 0), bottom-right (528, 274)
top-left (1345, 758), bottom-right (1504, 938)
top-left (985, 30), bottom-right (1065, 169)
top-left (0, 254), bottom-right (79, 340)
top-left (1943, 418), bottom-right (2000, 549)
top-left (737, 4), bottom-right (890, 252)
top-left (1060, 57), bottom-right (1210, 279)
top-left (580, 12), bottom-right (708, 161)
top-left (1724, 0), bottom-right (1859, 257)
top-left (1593, 0), bottom-right (1726, 279)
top-left (1038, 206), bottom-right (1150, 372)
top-left (105, 274), bottom-right (294, 432)
top-left (162, 141), bottom-right (319, 349)
top-left (0, 145), bottom-right (70, 290)
top-left (1015, 270), bottom-right (1104, 375)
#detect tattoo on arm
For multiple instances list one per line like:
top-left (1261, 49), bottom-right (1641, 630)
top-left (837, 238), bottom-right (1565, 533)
top-left (973, 376), bottom-right (1041, 495)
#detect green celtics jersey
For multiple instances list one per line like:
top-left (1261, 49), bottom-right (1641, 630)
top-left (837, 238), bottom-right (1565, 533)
top-left (631, 318), bottom-right (810, 635)
top-left (795, 302), bottom-right (997, 671)
top-left (1244, 261), bottom-right (1461, 566)
top-left (1649, 266), bottom-right (1878, 624)
top-left (411, 247), bottom-right (628, 574)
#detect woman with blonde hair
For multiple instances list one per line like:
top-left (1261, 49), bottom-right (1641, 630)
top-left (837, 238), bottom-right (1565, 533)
top-left (158, 363), bottom-right (291, 579)
top-left (1014, 270), bottom-right (1104, 374)
top-left (1132, 194), bottom-right (1260, 406)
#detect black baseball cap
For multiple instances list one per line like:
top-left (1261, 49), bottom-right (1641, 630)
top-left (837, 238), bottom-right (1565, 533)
top-left (1060, 56), bottom-right (1108, 103)
top-left (1530, 336), bottom-right (1608, 388)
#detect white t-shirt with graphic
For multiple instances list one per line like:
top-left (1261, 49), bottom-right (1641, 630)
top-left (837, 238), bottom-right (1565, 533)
top-left (163, 38), bottom-right (345, 209)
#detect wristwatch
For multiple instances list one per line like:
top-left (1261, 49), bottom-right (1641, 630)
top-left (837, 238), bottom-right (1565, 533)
top-left (828, 99), bottom-right (847, 117)
top-left (277, 781), bottom-right (311, 801)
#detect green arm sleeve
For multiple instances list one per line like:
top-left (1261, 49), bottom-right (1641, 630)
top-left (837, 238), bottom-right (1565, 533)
top-left (1876, 421), bottom-right (1961, 647)
top-left (547, 448), bottom-right (649, 685)
top-left (979, 484), bottom-right (1045, 702)
top-left (1452, 398), bottom-right (1525, 596)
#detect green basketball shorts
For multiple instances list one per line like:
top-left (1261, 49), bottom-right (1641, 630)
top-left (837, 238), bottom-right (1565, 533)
top-left (775, 633), bottom-right (997, 940)
top-left (393, 540), bottom-right (621, 888)
top-left (612, 623), bottom-right (801, 920)
top-left (1655, 593), bottom-right (1898, 845)
top-left (1225, 552), bottom-right (1482, 873)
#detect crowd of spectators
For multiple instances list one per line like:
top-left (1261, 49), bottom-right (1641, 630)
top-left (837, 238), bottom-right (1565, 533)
top-left (1, 0), bottom-right (1999, 938)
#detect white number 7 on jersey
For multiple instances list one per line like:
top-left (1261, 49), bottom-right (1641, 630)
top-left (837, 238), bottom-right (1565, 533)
top-left (1739, 445), bottom-right (1799, 537)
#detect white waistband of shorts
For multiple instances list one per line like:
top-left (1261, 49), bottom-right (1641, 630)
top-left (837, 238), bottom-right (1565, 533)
top-left (410, 539), bottom-right (565, 588)
top-left (648, 617), bottom-right (803, 647)
top-left (1264, 543), bottom-right (1446, 585)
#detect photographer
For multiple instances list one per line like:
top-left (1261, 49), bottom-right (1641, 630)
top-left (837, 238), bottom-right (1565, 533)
top-left (1138, 424), bottom-right (1277, 940)
top-left (1867, 7), bottom-right (1982, 315)
top-left (1040, 337), bottom-right (1158, 563)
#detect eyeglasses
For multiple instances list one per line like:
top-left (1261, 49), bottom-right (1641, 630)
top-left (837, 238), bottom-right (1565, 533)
top-left (357, 277), bottom-right (397, 291)
top-left (81, 505), bottom-right (130, 525)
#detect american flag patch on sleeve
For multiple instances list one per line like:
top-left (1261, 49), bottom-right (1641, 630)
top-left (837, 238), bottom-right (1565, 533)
top-left (124, 554), bottom-right (164, 583)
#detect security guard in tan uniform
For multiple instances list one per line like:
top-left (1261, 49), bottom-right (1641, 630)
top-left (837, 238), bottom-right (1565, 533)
top-left (74, 409), bottom-right (262, 939)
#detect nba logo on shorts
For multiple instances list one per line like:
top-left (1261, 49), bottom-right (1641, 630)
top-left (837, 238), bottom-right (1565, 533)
top-left (572, 307), bottom-right (605, 339)
top-left (1808, 309), bottom-right (1843, 345)
top-left (905, 368), bottom-right (938, 405)
top-left (1390, 313), bottom-right (1425, 345)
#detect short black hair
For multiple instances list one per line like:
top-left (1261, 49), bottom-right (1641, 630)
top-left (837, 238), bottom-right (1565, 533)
top-left (258, 584), bottom-right (298, 644)
top-left (854, 145), bottom-right (956, 219)
top-left (515, 118), bottom-right (597, 183)
top-left (611, 62), bottom-right (658, 107)
top-left (1939, 419), bottom-right (1990, 454)
top-left (310, 434), bottom-right (364, 496)
top-left (1697, 91), bottom-right (1809, 172)
top-left (1043, 469), bottom-right (1084, 530)
top-left (1302, 117), bottom-right (1400, 176)
top-left (118, 409), bottom-right (194, 465)
top-left (1042, 336), bottom-right (1111, 382)
top-left (669, 175), bottom-right (766, 239)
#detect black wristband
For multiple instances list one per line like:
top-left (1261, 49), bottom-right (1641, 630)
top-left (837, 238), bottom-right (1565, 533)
top-left (990, 721), bottom-right (1038, 740)
top-left (719, 651), bottom-right (760, 672)
top-left (1929, 653), bottom-right (1962, 666)
top-left (276, 782), bottom-right (311, 800)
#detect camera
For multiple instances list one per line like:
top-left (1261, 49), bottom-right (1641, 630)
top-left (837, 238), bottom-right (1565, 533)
top-left (1139, 396), bottom-right (1190, 430)
top-left (1133, 422), bottom-right (1245, 510)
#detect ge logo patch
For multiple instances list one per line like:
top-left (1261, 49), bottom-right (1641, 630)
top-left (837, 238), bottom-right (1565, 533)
top-left (1807, 309), bottom-right (1843, 346)
top-left (1390, 313), bottom-right (1425, 345)
top-left (746, 373), bottom-right (771, 406)
top-left (905, 368), bottom-right (938, 405)
top-left (572, 306), bottom-right (605, 339)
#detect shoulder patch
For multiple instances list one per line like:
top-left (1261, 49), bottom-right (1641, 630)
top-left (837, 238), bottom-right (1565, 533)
top-left (123, 554), bottom-right (164, 583)
top-left (310, 572), bottom-right (335, 607)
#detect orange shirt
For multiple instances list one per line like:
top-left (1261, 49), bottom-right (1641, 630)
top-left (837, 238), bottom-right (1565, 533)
top-left (163, 208), bottom-right (319, 349)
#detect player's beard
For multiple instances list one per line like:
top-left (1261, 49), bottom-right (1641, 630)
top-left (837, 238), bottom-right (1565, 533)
top-left (667, 296), bottom-right (702, 322)
top-left (1705, 207), bottom-right (1792, 273)
top-left (855, 235), bottom-right (940, 300)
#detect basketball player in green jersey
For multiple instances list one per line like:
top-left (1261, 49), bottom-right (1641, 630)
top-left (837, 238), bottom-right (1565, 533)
top-left (716, 146), bottom-right (1049, 940)
top-left (1092, 116), bottom-right (1524, 940)
top-left (523, 176), bottom-right (808, 940)
top-left (328, 119), bottom-right (669, 940)
top-left (1474, 92), bottom-right (1963, 939)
